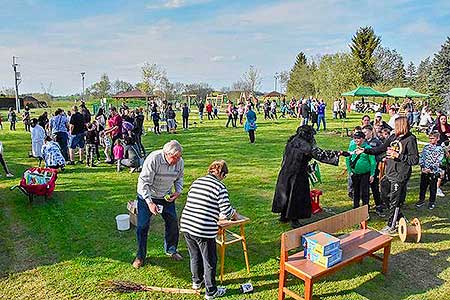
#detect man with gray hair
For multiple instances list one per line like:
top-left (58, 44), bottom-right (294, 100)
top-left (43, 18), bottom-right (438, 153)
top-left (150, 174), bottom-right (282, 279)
top-left (133, 140), bottom-right (184, 268)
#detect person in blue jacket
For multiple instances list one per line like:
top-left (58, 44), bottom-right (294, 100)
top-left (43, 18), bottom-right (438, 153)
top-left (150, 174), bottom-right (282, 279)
top-left (244, 106), bottom-right (257, 143)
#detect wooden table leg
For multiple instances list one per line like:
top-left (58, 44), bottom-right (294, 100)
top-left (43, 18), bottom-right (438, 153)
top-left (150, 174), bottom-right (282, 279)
top-left (240, 224), bottom-right (250, 273)
top-left (219, 230), bottom-right (226, 283)
top-left (304, 278), bottom-right (313, 300)
top-left (382, 243), bottom-right (390, 275)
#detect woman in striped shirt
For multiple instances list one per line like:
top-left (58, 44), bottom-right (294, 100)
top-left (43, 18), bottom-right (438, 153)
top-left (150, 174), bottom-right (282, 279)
top-left (180, 160), bottom-right (239, 299)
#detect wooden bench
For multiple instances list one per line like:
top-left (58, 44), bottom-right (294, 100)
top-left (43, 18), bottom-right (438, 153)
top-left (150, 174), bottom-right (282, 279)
top-left (278, 205), bottom-right (392, 300)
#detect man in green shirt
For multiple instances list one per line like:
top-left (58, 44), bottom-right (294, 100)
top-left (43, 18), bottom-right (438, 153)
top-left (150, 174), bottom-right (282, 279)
top-left (346, 131), bottom-right (376, 209)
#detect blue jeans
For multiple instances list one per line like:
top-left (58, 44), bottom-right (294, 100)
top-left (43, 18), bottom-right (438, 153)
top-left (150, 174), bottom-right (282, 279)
top-left (55, 132), bottom-right (69, 160)
top-left (317, 114), bottom-right (326, 130)
top-left (136, 195), bottom-right (179, 260)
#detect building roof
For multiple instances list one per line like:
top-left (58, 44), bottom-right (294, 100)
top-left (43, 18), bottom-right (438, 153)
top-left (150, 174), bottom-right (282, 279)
top-left (112, 89), bottom-right (153, 99)
top-left (264, 91), bottom-right (285, 98)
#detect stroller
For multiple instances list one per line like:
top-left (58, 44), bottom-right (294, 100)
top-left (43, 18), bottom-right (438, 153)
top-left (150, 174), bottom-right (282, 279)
top-left (11, 167), bottom-right (58, 203)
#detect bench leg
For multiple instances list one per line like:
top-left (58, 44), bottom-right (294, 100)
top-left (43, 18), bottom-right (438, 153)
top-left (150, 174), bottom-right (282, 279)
top-left (278, 269), bottom-right (286, 300)
top-left (219, 244), bottom-right (226, 283)
top-left (304, 278), bottom-right (313, 300)
top-left (382, 244), bottom-right (391, 274)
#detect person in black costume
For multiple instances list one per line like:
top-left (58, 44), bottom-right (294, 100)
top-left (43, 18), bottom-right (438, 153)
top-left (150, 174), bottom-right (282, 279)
top-left (272, 125), bottom-right (348, 228)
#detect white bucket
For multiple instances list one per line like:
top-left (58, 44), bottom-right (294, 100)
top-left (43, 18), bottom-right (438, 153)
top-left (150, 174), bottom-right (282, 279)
top-left (115, 214), bottom-right (130, 231)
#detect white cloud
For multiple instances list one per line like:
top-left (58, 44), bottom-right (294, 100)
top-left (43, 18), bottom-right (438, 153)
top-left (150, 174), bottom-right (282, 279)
top-left (146, 0), bottom-right (210, 10)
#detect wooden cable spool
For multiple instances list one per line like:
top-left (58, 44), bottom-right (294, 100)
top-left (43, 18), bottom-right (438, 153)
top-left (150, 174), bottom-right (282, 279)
top-left (398, 217), bottom-right (421, 243)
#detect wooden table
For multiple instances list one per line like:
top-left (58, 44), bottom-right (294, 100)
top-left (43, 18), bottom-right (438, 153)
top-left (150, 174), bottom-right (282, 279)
top-left (216, 215), bottom-right (250, 283)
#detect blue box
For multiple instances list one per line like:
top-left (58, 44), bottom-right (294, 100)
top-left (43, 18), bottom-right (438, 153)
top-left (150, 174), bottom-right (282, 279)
top-left (303, 231), bottom-right (340, 256)
top-left (307, 248), bottom-right (342, 268)
top-left (301, 231), bottom-right (320, 257)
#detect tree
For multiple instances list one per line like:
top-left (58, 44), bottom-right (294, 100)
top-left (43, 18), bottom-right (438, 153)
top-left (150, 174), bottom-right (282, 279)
top-left (139, 62), bottom-right (166, 94)
top-left (278, 70), bottom-right (289, 94)
top-left (231, 79), bottom-right (251, 92)
top-left (406, 61), bottom-right (417, 87)
top-left (312, 53), bottom-right (363, 102)
top-left (287, 52), bottom-right (315, 98)
top-left (429, 37), bottom-right (450, 109)
top-left (350, 26), bottom-right (381, 85)
top-left (241, 65), bottom-right (262, 93)
top-left (415, 57), bottom-right (432, 93)
top-left (184, 83), bottom-right (213, 102)
top-left (374, 46), bottom-right (406, 89)
top-left (112, 79), bottom-right (134, 95)
top-left (0, 87), bottom-right (16, 96)
top-left (87, 73), bottom-right (111, 99)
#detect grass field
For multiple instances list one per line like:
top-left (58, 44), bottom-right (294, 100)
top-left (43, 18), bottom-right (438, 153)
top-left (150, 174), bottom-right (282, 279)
top-left (1, 104), bottom-right (449, 300)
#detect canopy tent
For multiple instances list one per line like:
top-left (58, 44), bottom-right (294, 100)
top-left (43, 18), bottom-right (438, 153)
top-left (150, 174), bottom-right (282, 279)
top-left (385, 88), bottom-right (429, 98)
top-left (341, 86), bottom-right (387, 97)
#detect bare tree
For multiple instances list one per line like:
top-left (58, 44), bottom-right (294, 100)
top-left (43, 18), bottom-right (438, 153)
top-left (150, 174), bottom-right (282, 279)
top-left (278, 71), bottom-right (289, 93)
top-left (242, 65), bottom-right (262, 92)
top-left (139, 62), bottom-right (167, 94)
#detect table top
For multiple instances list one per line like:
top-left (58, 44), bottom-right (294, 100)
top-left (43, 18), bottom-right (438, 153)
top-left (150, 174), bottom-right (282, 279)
top-left (217, 215), bottom-right (250, 229)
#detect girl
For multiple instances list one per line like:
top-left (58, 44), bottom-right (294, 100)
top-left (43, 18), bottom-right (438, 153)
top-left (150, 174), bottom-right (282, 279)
top-left (113, 139), bottom-right (124, 172)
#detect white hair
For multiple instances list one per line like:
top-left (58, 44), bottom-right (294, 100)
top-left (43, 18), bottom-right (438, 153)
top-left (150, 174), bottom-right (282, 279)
top-left (163, 140), bottom-right (183, 156)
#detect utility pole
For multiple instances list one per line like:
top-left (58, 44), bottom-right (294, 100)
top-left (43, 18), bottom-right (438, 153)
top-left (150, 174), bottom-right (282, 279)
top-left (80, 72), bottom-right (86, 102)
top-left (12, 56), bottom-right (22, 112)
top-left (274, 72), bottom-right (279, 92)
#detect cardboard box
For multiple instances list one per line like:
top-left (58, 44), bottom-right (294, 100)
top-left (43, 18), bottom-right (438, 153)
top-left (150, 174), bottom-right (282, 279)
top-left (127, 200), bottom-right (138, 226)
top-left (303, 231), bottom-right (340, 256)
top-left (302, 231), bottom-right (320, 257)
top-left (307, 248), bottom-right (342, 268)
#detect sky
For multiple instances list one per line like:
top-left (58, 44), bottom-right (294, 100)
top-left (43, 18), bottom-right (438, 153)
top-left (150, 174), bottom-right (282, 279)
top-left (1, 0), bottom-right (449, 95)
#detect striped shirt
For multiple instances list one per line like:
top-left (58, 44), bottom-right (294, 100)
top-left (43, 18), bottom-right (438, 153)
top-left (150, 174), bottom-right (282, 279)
top-left (137, 150), bottom-right (184, 204)
top-left (180, 174), bottom-right (235, 239)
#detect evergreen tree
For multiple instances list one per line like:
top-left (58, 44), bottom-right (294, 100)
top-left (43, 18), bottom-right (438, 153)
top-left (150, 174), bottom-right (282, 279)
top-left (429, 37), bottom-right (450, 108)
top-left (406, 61), bottom-right (416, 87)
top-left (350, 26), bottom-right (381, 85)
top-left (286, 52), bottom-right (315, 98)
top-left (415, 57), bottom-right (432, 93)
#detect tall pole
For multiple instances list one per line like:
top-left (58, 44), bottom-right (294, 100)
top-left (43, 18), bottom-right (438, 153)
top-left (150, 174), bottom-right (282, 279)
top-left (12, 56), bottom-right (21, 112)
top-left (80, 72), bottom-right (86, 102)
top-left (274, 72), bottom-right (279, 92)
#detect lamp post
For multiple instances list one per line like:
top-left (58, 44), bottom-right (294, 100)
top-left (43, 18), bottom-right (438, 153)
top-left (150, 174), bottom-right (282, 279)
top-left (80, 72), bottom-right (86, 102)
top-left (274, 72), bottom-right (279, 92)
top-left (12, 56), bottom-right (22, 112)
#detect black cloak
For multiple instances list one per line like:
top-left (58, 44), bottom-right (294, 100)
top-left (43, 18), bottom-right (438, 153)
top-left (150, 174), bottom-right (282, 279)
top-left (272, 125), bottom-right (341, 220)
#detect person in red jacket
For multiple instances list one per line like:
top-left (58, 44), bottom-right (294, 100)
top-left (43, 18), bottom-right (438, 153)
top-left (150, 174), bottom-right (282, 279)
top-left (206, 101), bottom-right (213, 120)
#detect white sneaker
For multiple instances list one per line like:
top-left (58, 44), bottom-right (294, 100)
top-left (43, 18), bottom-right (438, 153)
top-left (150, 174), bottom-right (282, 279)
top-left (192, 280), bottom-right (204, 290)
top-left (436, 188), bottom-right (445, 197)
top-left (6, 173), bottom-right (13, 178)
top-left (205, 287), bottom-right (226, 299)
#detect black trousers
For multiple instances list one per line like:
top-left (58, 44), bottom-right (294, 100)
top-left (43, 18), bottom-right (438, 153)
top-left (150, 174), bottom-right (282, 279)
top-left (248, 130), bottom-right (255, 143)
top-left (226, 115), bottom-right (235, 127)
top-left (0, 153), bottom-right (10, 174)
top-left (419, 172), bottom-right (438, 204)
top-left (183, 116), bottom-right (189, 129)
top-left (380, 177), bottom-right (408, 227)
top-left (184, 232), bottom-right (218, 297)
top-left (351, 172), bottom-right (370, 208)
top-left (207, 112), bottom-right (212, 120)
top-left (371, 167), bottom-right (382, 207)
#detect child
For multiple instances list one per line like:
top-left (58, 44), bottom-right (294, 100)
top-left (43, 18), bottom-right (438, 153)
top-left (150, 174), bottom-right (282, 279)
top-left (213, 106), bottom-right (219, 119)
top-left (85, 123), bottom-right (98, 167)
top-left (416, 132), bottom-right (444, 210)
top-left (0, 114), bottom-right (3, 129)
top-left (346, 131), bottom-right (376, 209)
top-left (113, 139), bottom-right (124, 172)
top-left (151, 110), bottom-right (161, 135)
top-left (100, 131), bottom-right (112, 163)
top-left (166, 104), bottom-right (176, 134)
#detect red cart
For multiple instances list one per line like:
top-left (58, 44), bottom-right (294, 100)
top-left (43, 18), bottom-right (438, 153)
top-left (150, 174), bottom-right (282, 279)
top-left (11, 167), bottom-right (58, 202)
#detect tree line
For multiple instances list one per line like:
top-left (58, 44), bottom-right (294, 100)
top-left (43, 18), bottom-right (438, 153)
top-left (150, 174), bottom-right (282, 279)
top-left (286, 26), bottom-right (450, 109)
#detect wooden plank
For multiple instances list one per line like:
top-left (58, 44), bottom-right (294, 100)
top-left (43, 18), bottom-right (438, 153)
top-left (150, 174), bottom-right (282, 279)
top-left (283, 287), bottom-right (305, 300)
top-left (283, 206), bottom-right (369, 251)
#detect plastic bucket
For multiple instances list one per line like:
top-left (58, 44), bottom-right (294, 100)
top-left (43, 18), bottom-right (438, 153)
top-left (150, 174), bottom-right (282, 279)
top-left (115, 214), bottom-right (130, 231)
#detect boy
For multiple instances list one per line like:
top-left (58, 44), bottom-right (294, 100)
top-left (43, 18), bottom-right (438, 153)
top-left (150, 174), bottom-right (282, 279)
top-left (416, 132), bottom-right (444, 210)
top-left (362, 125), bottom-right (385, 216)
top-left (346, 131), bottom-right (376, 209)
top-left (85, 123), bottom-right (98, 167)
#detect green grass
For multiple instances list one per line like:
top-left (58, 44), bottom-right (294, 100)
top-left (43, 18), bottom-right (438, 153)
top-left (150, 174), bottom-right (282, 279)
top-left (1, 107), bottom-right (450, 300)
